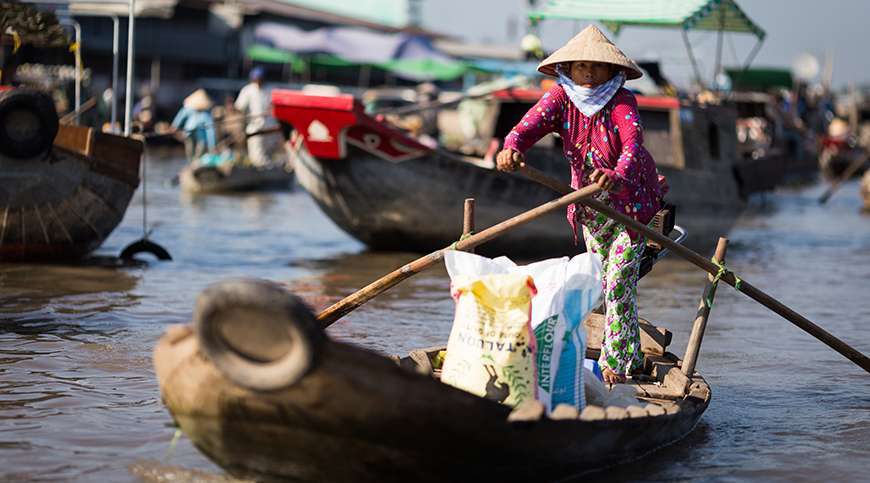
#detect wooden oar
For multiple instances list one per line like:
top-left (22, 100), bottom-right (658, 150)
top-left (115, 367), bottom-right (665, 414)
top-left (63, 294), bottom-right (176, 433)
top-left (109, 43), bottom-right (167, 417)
top-left (316, 183), bottom-right (601, 328)
top-left (818, 152), bottom-right (869, 204)
top-left (517, 165), bottom-right (870, 374)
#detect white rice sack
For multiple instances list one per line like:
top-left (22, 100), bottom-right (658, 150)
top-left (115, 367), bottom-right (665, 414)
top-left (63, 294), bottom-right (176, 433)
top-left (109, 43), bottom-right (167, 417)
top-left (548, 255), bottom-right (602, 411)
top-left (443, 250), bottom-right (602, 412)
top-left (440, 272), bottom-right (537, 407)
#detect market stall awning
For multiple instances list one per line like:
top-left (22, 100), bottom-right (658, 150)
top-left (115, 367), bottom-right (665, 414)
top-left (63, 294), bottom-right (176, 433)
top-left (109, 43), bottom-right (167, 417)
top-left (254, 22), bottom-right (451, 64)
top-left (528, 0), bottom-right (765, 39)
top-left (251, 22), bottom-right (469, 81)
top-left (726, 68), bottom-right (792, 91)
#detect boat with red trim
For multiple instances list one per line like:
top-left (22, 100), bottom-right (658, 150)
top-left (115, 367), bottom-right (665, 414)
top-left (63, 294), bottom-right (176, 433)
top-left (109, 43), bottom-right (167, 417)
top-left (273, 86), bottom-right (765, 256)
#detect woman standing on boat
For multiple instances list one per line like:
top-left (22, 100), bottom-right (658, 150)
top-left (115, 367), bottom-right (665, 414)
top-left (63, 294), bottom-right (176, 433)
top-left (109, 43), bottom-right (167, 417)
top-left (497, 26), bottom-right (666, 384)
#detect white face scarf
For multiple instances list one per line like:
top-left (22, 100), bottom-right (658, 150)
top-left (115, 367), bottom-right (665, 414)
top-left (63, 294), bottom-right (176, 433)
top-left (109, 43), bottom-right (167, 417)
top-left (555, 65), bottom-right (626, 117)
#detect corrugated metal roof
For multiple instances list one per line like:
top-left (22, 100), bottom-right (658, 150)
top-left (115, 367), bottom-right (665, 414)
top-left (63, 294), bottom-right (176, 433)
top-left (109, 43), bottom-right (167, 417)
top-left (528, 0), bottom-right (765, 39)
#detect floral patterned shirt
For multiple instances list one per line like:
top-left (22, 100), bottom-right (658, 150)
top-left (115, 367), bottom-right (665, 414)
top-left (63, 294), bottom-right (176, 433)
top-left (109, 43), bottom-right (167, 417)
top-left (503, 84), bottom-right (665, 239)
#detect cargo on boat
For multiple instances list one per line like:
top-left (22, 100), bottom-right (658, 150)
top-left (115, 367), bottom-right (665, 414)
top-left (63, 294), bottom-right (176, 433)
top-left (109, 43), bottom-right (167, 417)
top-left (155, 279), bottom-right (711, 483)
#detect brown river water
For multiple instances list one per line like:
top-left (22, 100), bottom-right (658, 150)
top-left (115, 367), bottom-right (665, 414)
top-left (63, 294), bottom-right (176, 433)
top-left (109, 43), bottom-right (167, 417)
top-left (1, 152), bottom-right (869, 482)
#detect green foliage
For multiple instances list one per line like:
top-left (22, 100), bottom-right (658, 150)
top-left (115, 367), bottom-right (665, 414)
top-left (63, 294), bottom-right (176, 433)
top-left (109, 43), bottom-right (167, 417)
top-left (1, 2), bottom-right (70, 48)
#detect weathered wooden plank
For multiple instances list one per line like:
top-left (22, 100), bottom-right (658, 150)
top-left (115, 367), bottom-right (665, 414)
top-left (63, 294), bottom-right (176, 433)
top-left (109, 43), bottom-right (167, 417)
top-left (584, 313), bottom-right (672, 355)
top-left (579, 404), bottom-right (606, 421)
top-left (86, 132), bottom-right (143, 188)
top-left (550, 403), bottom-right (580, 420)
top-left (507, 399), bottom-right (545, 422)
top-left (53, 125), bottom-right (94, 157)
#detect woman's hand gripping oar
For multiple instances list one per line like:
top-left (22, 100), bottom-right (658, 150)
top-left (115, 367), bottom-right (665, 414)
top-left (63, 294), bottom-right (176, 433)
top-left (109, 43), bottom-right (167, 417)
top-left (315, 182), bottom-right (601, 328)
top-left (516, 164), bottom-right (870, 375)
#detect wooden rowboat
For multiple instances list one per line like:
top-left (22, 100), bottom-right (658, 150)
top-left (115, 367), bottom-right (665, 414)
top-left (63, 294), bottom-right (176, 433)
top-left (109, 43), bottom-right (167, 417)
top-left (155, 279), bottom-right (711, 483)
top-left (178, 161), bottom-right (295, 194)
top-left (0, 89), bottom-right (142, 260)
top-left (273, 88), bottom-right (753, 256)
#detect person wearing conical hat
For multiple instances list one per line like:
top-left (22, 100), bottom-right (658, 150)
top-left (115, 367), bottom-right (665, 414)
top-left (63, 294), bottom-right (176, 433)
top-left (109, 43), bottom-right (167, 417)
top-left (172, 88), bottom-right (217, 162)
top-left (497, 25), bottom-right (668, 384)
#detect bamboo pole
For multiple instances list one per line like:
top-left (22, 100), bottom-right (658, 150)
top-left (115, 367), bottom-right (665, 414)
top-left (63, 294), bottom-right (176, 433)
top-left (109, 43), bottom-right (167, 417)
top-left (518, 165), bottom-right (870, 374)
top-left (462, 198), bottom-right (475, 254)
top-left (316, 184), bottom-right (600, 327)
top-left (682, 237), bottom-right (729, 382)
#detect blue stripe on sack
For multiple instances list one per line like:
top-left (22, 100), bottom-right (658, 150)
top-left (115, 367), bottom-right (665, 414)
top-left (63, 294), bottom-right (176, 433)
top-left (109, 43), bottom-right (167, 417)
top-left (551, 288), bottom-right (594, 409)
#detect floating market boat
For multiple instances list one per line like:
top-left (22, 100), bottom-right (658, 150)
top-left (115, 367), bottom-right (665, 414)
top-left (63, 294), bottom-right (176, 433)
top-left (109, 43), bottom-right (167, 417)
top-left (271, 0), bottom-right (783, 257)
top-left (178, 160), bottom-right (294, 194)
top-left (275, 87), bottom-right (752, 256)
top-left (0, 88), bottom-right (142, 260)
top-left (154, 279), bottom-right (711, 483)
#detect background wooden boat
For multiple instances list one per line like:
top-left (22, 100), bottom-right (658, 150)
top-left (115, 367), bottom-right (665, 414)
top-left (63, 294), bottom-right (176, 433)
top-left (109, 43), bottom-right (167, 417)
top-left (861, 171), bottom-right (870, 212)
top-left (0, 94), bottom-right (142, 260)
top-left (178, 161), bottom-right (295, 194)
top-left (275, 89), bottom-right (752, 256)
top-left (155, 280), bottom-right (710, 483)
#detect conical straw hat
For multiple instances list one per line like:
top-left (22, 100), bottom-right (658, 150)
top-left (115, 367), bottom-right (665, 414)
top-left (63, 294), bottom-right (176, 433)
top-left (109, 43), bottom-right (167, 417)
top-left (537, 25), bottom-right (643, 80)
top-left (184, 88), bottom-right (213, 110)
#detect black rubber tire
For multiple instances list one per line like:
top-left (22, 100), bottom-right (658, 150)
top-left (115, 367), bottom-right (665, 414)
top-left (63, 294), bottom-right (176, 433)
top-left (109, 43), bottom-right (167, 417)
top-left (0, 88), bottom-right (59, 159)
top-left (119, 239), bottom-right (173, 261)
top-left (194, 279), bottom-right (325, 392)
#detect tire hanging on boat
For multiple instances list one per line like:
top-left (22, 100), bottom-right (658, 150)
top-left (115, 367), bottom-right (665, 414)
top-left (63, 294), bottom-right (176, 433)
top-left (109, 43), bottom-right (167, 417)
top-left (0, 88), bottom-right (59, 159)
top-left (193, 278), bottom-right (325, 391)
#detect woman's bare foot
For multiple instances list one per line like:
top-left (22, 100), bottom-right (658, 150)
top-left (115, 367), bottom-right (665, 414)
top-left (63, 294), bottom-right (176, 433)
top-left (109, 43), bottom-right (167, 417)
top-left (602, 367), bottom-right (626, 385)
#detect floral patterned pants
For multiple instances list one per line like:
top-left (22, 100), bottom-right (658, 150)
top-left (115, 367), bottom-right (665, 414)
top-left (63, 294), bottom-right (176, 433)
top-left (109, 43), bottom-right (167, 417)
top-left (579, 204), bottom-right (646, 377)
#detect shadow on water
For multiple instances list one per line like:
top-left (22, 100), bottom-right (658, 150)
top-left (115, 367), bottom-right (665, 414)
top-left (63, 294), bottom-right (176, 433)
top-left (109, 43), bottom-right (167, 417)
top-left (285, 250), bottom-right (457, 354)
top-left (0, 260), bottom-right (142, 339)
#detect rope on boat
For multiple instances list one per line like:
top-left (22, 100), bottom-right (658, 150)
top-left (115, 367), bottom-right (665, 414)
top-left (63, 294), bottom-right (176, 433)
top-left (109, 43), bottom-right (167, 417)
top-left (705, 256), bottom-right (742, 308)
top-left (448, 231), bottom-right (475, 250)
top-left (164, 428), bottom-right (183, 460)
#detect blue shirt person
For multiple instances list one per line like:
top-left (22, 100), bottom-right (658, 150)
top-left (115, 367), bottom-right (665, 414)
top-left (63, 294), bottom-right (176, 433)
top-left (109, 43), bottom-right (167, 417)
top-left (172, 89), bottom-right (217, 161)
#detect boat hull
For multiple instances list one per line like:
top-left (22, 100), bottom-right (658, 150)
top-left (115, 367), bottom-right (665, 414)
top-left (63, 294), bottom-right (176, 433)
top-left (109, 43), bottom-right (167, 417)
top-left (156, 324), bottom-right (709, 483)
top-left (861, 171), bottom-right (870, 212)
top-left (178, 163), bottom-right (295, 194)
top-left (0, 125), bottom-right (141, 260)
top-left (290, 138), bottom-right (578, 257)
top-left (289, 138), bottom-right (741, 256)
top-left (275, 89), bottom-right (746, 256)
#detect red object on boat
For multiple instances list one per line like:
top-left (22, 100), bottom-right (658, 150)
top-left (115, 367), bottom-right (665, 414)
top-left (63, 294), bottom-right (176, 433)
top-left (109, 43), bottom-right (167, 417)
top-left (821, 136), bottom-right (848, 149)
top-left (272, 90), bottom-right (429, 161)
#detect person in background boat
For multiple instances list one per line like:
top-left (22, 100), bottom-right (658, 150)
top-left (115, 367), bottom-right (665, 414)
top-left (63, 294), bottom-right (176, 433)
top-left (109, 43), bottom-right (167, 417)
top-left (496, 25), bottom-right (667, 385)
top-left (415, 82), bottom-right (440, 148)
top-left (235, 66), bottom-right (277, 167)
top-left (133, 86), bottom-right (156, 133)
top-left (211, 95), bottom-right (246, 158)
top-left (171, 88), bottom-right (217, 163)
